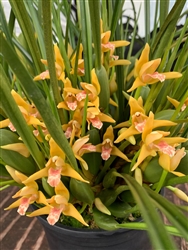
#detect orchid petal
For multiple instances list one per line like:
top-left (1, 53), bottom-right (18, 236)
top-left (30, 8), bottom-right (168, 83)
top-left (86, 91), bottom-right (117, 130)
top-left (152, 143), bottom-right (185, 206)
top-left (23, 168), bottom-right (48, 184)
top-left (134, 43), bottom-right (150, 76)
top-left (170, 148), bottom-right (186, 171)
top-left (129, 96), bottom-right (145, 115)
top-left (5, 166), bottom-right (23, 184)
top-left (153, 120), bottom-right (177, 129)
top-left (111, 146), bottom-right (130, 162)
top-left (139, 59), bottom-right (161, 78)
top-left (1, 143), bottom-right (30, 157)
top-left (103, 125), bottom-right (114, 141)
top-left (111, 40), bottom-right (130, 47)
top-left (4, 197), bottom-right (23, 210)
top-left (127, 77), bottom-right (145, 92)
top-left (132, 144), bottom-right (157, 171)
top-left (47, 167), bottom-right (62, 187)
top-left (62, 163), bottom-right (89, 182)
top-left (162, 72), bottom-right (182, 79)
top-left (47, 207), bottom-right (63, 225)
top-left (37, 191), bottom-right (49, 206)
top-left (75, 154), bottom-right (89, 170)
top-left (49, 138), bottom-right (65, 159)
top-left (17, 197), bottom-right (31, 215)
top-left (0, 118), bottom-right (10, 128)
top-left (145, 132), bottom-right (163, 146)
top-left (115, 126), bottom-right (139, 143)
top-left (63, 203), bottom-right (88, 226)
top-left (158, 153), bottom-right (171, 172)
top-left (72, 136), bottom-right (90, 153)
top-left (170, 171), bottom-right (185, 177)
top-left (109, 59), bottom-right (131, 67)
top-left (27, 206), bottom-right (51, 217)
top-left (55, 181), bottom-right (70, 200)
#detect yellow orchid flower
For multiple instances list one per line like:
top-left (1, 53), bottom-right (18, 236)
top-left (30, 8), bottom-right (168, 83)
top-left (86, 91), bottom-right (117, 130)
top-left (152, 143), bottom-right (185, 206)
top-left (58, 70), bottom-right (101, 111)
top-left (0, 93), bottom-right (45, 132)
top-left (34, 44), bottom-right (65, 82)
top-left (127, 43), bottom-right (182, 92)
top-left (115, 97), bottom-right (176, 143)
top-left (5, 171), bottom-right (48, 216)
top-left (158, 147), bottom-right (186, 177)
top-left (132, 126), bottom-right (187, 171)
top-left (72, 135), bottom-right (96, 170)
top-left (96, 125), bottom-right (130, 162)
top-left (101, 30), bottom-right (129, 53)
top-left (62, 110), bottom-right (82, 145)
top-left (57, 77), bottom-right (79, 111)
top-left (70, 44), bottom-right (85, 76)
top-left (167, 96), bottom-right (188, 112)
top-left (28, 181), bottom-right (88, 226)
top-left (86, 107), bottom-right (115, 129)
top-left (23, 138), bottom-right (88, 187)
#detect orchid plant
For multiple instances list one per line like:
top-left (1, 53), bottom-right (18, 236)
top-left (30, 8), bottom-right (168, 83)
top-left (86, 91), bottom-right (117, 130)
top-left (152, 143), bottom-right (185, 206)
top-left (0, 0), bottom-right (188, 249)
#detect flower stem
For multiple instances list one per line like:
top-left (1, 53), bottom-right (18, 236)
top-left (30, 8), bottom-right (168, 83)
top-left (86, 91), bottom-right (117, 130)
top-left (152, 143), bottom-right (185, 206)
top-left (155, 169), bottom-right (168, 193)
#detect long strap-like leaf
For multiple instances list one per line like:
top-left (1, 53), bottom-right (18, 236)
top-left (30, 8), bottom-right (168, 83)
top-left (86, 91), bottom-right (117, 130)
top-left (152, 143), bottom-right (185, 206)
top-left (146, 187), bottom-right (188, 241)
top-left (116, 173), bottom-right (177, 249)
top-left (9, 0), bottom-right (43, 73)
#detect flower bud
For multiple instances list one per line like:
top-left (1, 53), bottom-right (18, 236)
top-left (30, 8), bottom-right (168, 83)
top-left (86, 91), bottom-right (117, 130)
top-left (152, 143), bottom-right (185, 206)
top-left (134, 168), bottom-right (143, 186)
top-left (167, 186), bottom-right (188, 202)
top-left (94, 198), bottom-right (111, 215)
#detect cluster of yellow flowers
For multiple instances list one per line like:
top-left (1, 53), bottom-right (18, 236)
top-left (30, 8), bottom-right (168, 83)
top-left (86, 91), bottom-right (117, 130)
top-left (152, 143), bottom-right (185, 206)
top-left (1, 29), bottom-right (187, 226)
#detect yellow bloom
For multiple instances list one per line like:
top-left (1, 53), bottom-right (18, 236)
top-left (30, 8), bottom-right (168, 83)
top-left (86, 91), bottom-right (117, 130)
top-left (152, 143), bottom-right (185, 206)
top-left (96, 125), bottom-right (130, 162)
top-left (23, 138), bottom-right (89, 187)
top-left (5, 171), bottom-right (48, 215)
top-left (58, 70), bottom-right (101, 111)
top-left (72, 135), bottom-right (96, 170)
top-left (62, 110), bottom-right (82, 145)
top-left (0, 90), bottom-right (45, 132)
top-left (127, 43), bottom-right (182, 92)
top-left (28, 181), bottom-right (88, 226)
top-left (115, 97), bottom-right (176, 143)
top-left (101, 30), bottom-right (129, 53)
top-left (57, 77), bottom-right (80, 111)
top-left (70, 44), bottom-right (85, 76)
top-left (132, 125), bottom-right (187, 171)
top-left (34, 44), bottom-right (65, 82)
top-left (167, 96), bottom-right (188, 112)
top-left (158, 148), bottom-right (186, 176)
top-left (86, 107), bottom-right (115, 129)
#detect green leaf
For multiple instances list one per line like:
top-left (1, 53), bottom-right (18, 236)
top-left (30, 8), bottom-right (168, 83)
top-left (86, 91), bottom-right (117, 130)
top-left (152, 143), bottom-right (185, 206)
top-left (88, 0), bottom-right (101, 70)
top-left (116, 223), bottom-right (184, 238)
top-left (9, 0), bottom-right (43, 73)
top-left (70, 179), bottom-right (95, 205)
top-left (83, 129), bottom-right (102, 175)
top-left (108, 200), bottom-right (132, 218)
top-left (41, 0), bottom-right (65, 125)
top-left (117, 173), bottom-right (177, 249)
top-left (93, 207), bottom-right (119, 230)
top-left (147, 187), bottom-right (188, 241)
top-left (79, 0), bottom-right (93, 83)
top-left (152, 0), bottom-right (186, 58)
top-left (0, 129), bottom-right (36, 175)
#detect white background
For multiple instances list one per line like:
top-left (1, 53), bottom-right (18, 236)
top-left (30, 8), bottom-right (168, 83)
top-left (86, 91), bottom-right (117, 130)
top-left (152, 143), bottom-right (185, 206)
top-left (1, 0), bottom-right (188, 37)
